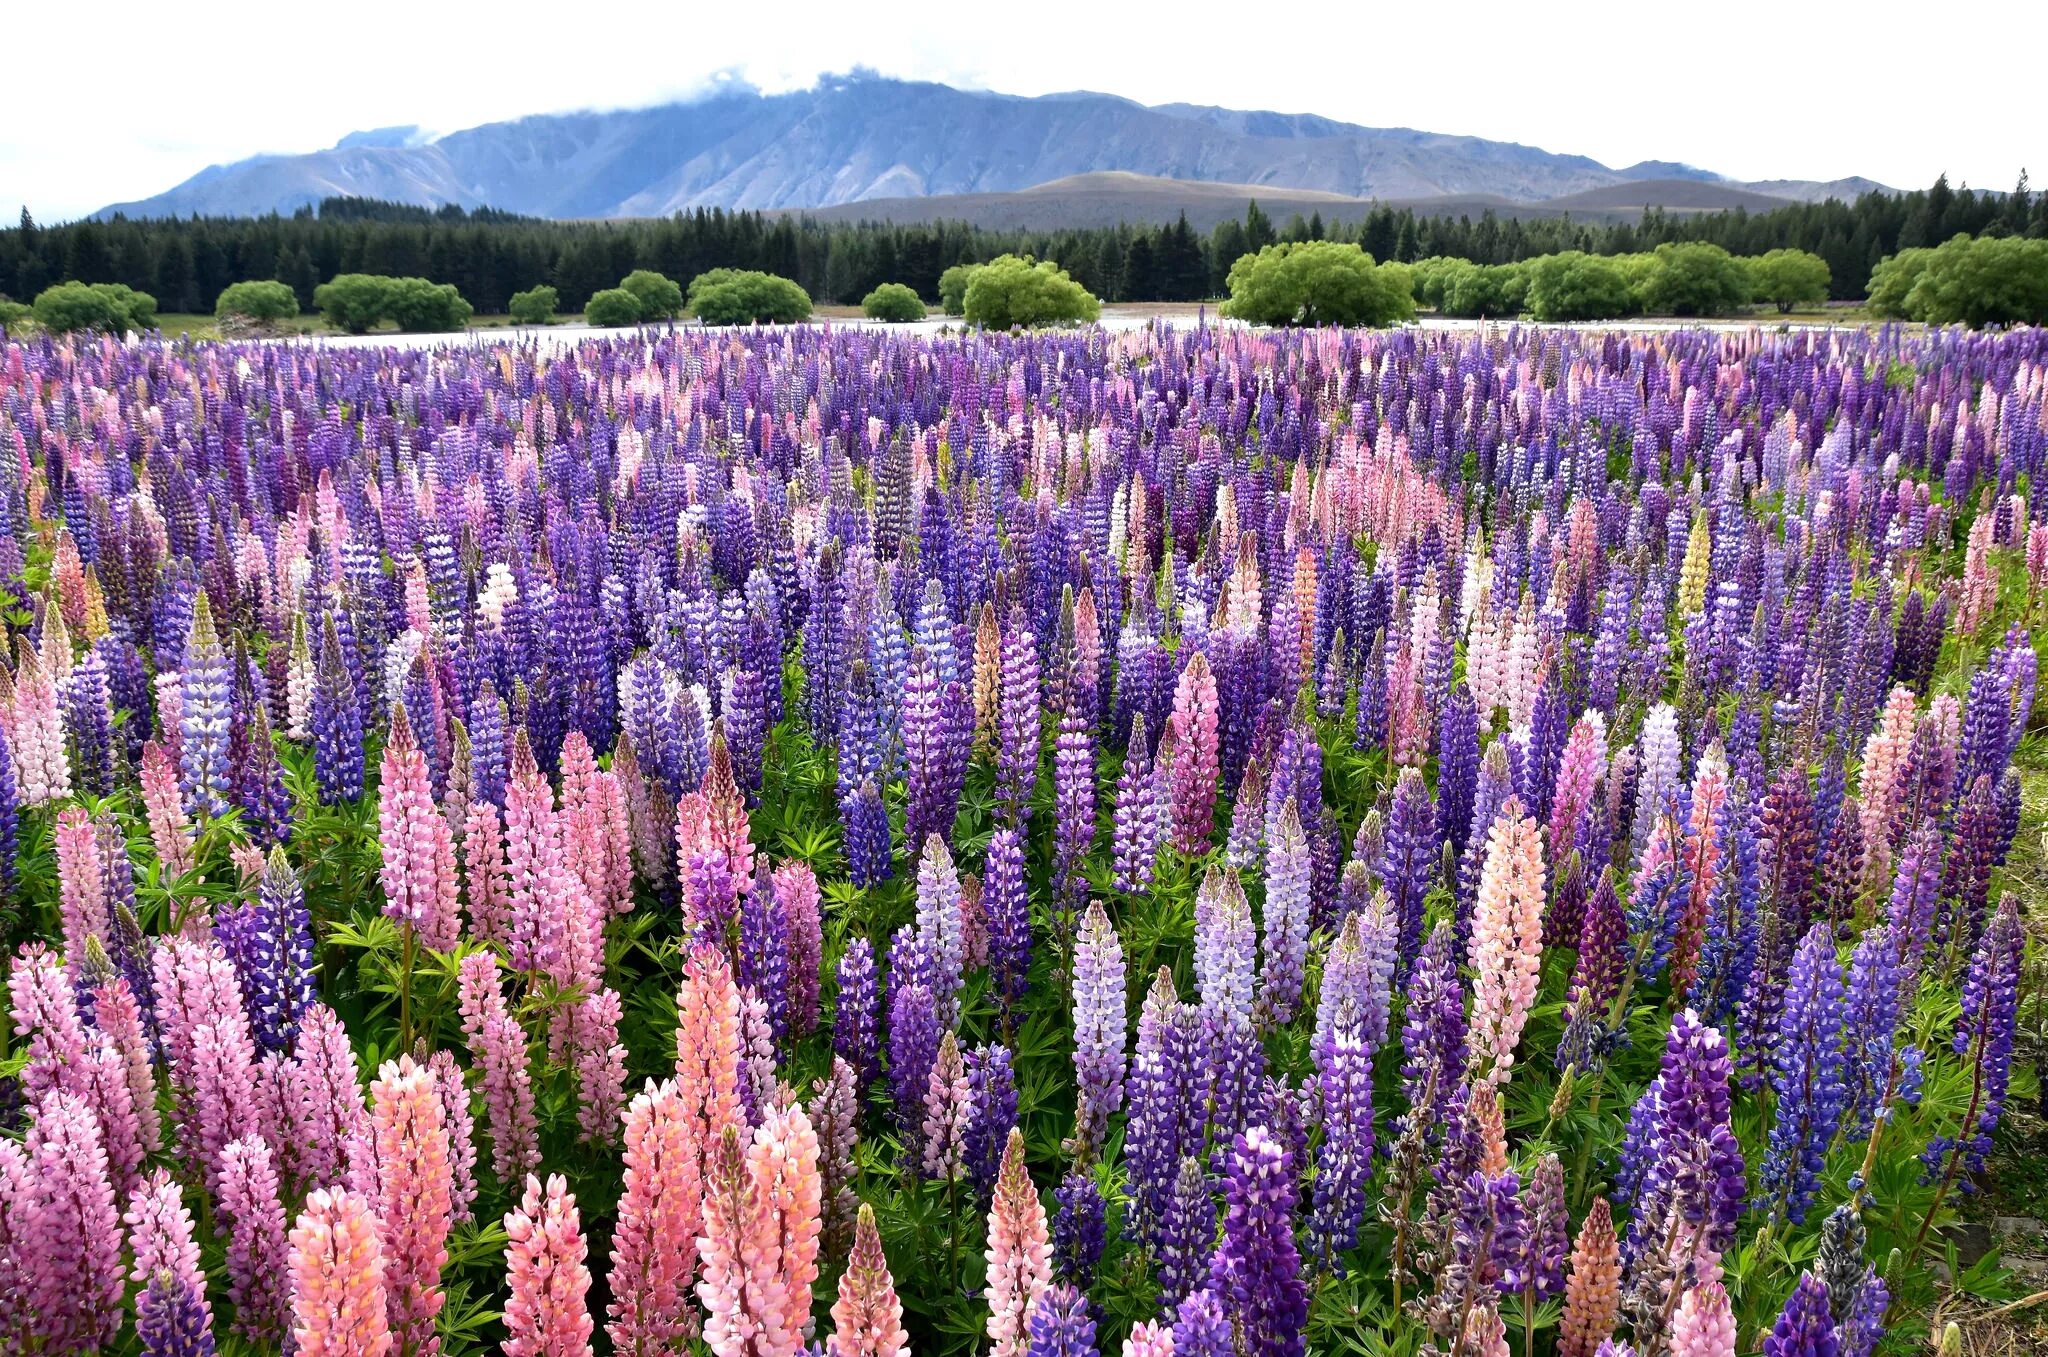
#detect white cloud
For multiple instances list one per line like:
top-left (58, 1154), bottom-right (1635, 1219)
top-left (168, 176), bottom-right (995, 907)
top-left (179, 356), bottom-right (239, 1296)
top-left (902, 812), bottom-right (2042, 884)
top-left (6, 0), bottom-right (2040, 221)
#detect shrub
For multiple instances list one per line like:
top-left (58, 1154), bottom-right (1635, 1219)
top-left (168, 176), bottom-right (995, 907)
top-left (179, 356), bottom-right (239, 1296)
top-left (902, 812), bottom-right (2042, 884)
top-left (620, 269), bottom-right (684, 320)
top-left (1221, 241), bottom-right (1413, 327)
top-left (1636, 242), bottom-right (1751, 317)
top-left (313, 274), bottom-right (395, 333)
top-left (584, 288), bottom-right (645, 328)
top-left (384, 278), bottom-right (472, 332)
top-left (691, 271), bottom-right (813, 325)
top-left (937, 263), bottom-right (980, 315)
top-left (1866, 248), bottom-right (1935, 318)
top-left (214, 280), bottom-right (300, 324)
top-left (1523, 252), bottom-right (1637, 321)
top-left (508, 285), bottom-right (559, 325)
top-left (33, 281), bottom-right (157, 333)
top-left (962, 255), bottom-right (1101, 329)
top-left (1746, 249), bottom-right (1831, 313)
top-left (0, 298), bottom-right (35, 331)
top-left (1898, 234), bottom-right (2048, 327)
top-left (862, 283), bottom-right (927, 323)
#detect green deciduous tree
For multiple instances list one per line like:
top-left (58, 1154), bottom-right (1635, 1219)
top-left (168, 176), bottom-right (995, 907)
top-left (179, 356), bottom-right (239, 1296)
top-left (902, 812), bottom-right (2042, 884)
top-left (33, 281), bottom-right (156, 333)
top-left (583, 287), bottom-right (644, 327)
top-left (961, 255), bottom-right (1101, 329)
top-left (384, 277), bottom-right (473, 332)
top-left (937, 264), bottom-right (979, 315)
top-left (1523, 252), bottom-right (1637, 321)
top-left (1220, 240), bottom-right (1414, 327)
top-left (620, 269), bottom-right (684, 319)
top-left (313, 274), bottom-right (394, 333)
top-left (1636, 242), bottom-right (1752, 316)
top-left (214, 280), bottom-right (301, 324)
top-left (1900, 234), bottom-right (2048, 326)
top-left (508, 285), bottom-right (558, 324)
top-left (690, 271), bottom-right (813, 325)
top-left (1746, 249), bottom-right (1831, 312)
top-left (861, 282), bottom-right (927, 322)
top-left (0, 298), bottom-right (33, 330)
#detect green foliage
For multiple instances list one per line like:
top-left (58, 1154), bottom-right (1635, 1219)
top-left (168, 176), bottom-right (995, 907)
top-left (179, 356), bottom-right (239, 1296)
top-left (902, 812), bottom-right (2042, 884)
top-left (1221, 241), bottom-right (1414, 327)
top-left (1895, 234), bottom-right (2048, 327)
top-left (0, 298), bottom-right (31, 330)
top-left (861, 282), bottom-right (927, 322)
top-left (507, 285), bottom-right (558, 325)
top-left (1523, 251), bottom-right (1638, 321)
top-left (1414, 256), bottom-right (1528, 317)
top-left (1635, 241), bottom-right (1752, 317)
top-left (313, 273), bottom-right (393, 333)
top-left (582, 287), bottom-right (644, 328)
top-left (1867, 248), bottom-right (1936, 318)
top-left (619, 269), bottom-right (685, 320)
top-left (313, 273), bottom-right (472, 333)
top-left (690, 270), bottom-right (813, 325)
top-left (33, 281), bottom-right (157, 333)
top-left (937, 264), bottom-right (978, 314)
top-left (961, 255), bottom-right (1100, 329)
top-left (213, 279), bottom-right (299, 323)
top-left (1746, 248), bottom-right (1831, 312)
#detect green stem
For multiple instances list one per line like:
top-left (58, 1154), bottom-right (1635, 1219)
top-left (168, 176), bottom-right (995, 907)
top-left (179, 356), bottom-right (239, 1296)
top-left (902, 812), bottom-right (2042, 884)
top-left (397, 921), bottom-right (418, 1051)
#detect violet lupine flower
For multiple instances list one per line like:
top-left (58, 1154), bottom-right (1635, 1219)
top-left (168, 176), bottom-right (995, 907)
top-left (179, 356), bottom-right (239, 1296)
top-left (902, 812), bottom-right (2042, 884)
top-left (995, 605), bottom-right (1042, 826)
top-left (1171, 1287), bottom-right (1232, 1357)
top-left (1111, 712), bottom-right (1169, 895)
top-left (888, 977), bottom-right (942, 1146)
top-left (1259, 797), bottom-right (1312, 1025)
top-left (1451, 1169), bottom-right (1530, 1297)
top-left (834, 937), bottom-right (882, 1097)
top-left (964, 1042), bottom-right (1020, 1196)
top-left (1159, 1154), bottom-right (1219, 1306)
top-left (1052, 703), bottom-right (1098, 914)
top-left (179, 592), bottom-right (234, 819)
top-left (1399, 921), bottom-right (1469, 1135)
top-left (216, 1137), bottom-right (292, 1345)
top-left (1072, 900), bottom-right (1128, 1152)
top-left (1923, 895), bottom-right (2023, 1184)
top-left (1308, 1002), bottom-right (1374, 1271)
top-left (136, 1268), bottom-right (218, 1357)
top-left (1615, 1009), bottom-right (1746, 1267)
top-left (1759, 922), bottom-right (1849, 1225)
top-left (1052, 1171), bottom-right (1108, 1287)
top-left (1524, 1153), bottom-right (1571, 1301)
top-left (740, 865), bottom-right (792, 1045)
top-left (1762, 1273), bottom-right (1840, 1357)
top-left (1205, 1126), bottom-right (1310, 1357)
top-left (311, 616), bottom-right (365, 804)
top-left (985, 827), bottom-right (1033, 1019)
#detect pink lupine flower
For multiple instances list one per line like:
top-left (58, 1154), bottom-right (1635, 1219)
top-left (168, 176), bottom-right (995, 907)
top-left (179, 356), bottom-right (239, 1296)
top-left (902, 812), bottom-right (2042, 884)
top-left (1956, 509), bottom-right (1996, 635)
top-left (125, 1169), bottom-right (209, 1326)
top-left (1547, 711), bottom-right (1608, 861)
top-left (505, 729), bottom-right (571, 975)
top-left (573, 984), bottom-right (630, 1144)
top-left (503, 1174), bottom-right (596, 1357)
top-left (1858, 685), bottom-right (1919, 880)
top-left (217, 1136), bottom-right (293, 1344)
top-left (456, 951), bottom-right (542, 1182)
top-left (9, 943), bottom-right (87, 1099)
top-left (561, 733), bottom-right (633, 918)
top-left (675, 942), bottom-right (746, 1196)
top-left (93, 974), bottom-right (162, 1164)
top-left (1460, 1304), bottom-right (1510, 1357)
top-left (23, 1092), bottom-right (125, 1352)
top-left (377, 705), bottom-right (462, 953)
top-left (922, 1030), bottom-right (971, 1182)
top-left (289, 1187), bottom-right (395, 1357)
top-left (1123, 1321), bottom-right (1176, 1357)
top-left (984, 1127), bottom-right (1051, 1357)
top-left (462, 797), bottom-right (511, 946)
top-left (80, 1034), bottom-right (149, 1195)
top-left (828, 1202), bottom-right (910, 1357)
top-left (140, 739), bottom-right (197, 879)
top-left (10, 638), bottom-right (71, 806)
top-left (1468, 798), bottom-right (1546, 1087)
top-left (1166, 652), bottom-right (1221, 854)
top-left (1670, 1279), bottom-right (1736, 1357)
top-left (608, 1080), bottom-right (701, 1356)
top-left (54, 806), bottom-right (111, 969)
top-left (696, 1101), bottom-right (825, 1357)
top-left (187, 1017), bottom-right (265, 1195)
top-left (425, 1048), bottom-right (479, 1222)
top-left (293, 1002), bottom-right (374, 1195)
top-left (676, 733), bottom-right (756, 937)
top-left (369, 1054), bottom-right (454, 1355)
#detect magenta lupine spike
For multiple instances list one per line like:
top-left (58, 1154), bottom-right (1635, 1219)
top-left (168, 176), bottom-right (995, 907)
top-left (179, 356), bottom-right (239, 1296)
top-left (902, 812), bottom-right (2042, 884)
top-left (22, 1091), bottom-right (125, 1352)
top-left (54, 805), bottom-right (110, 974)
top-left (216, 1137), bottom-right (293, 1345)
top-left (9, 943), bottom-right (87, 1100)
top-left (457, 951), bottom-right (542, 1184)
top-left (1259, 796), bottom-right (1312, 1025)
top-left (775, 860), bottom-right (825, 1036)
top-left (378, 705), bottom-right (462, 953)
top-left (1072, 900), bottom-right (1128, 1152)
top-left (368, 1054), bottom-right (454, 1355)
top-left (503, 1174), bottom-right (595, 1357)
top-left (1167, 652), bottom-right (1222, 853)
top-left (291, 1002), bottom-right (373, 1196)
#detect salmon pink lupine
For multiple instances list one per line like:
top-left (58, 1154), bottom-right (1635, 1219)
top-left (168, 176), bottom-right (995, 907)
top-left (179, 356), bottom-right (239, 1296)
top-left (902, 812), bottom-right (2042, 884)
top-left (140, 739), bottom-right (196, 880)
top-left (696, 1101), bottom-right (825, 1357)
top-left (829, 1203), bottom-right (910, 1357)
top-left (675, 942), bottom-right (746, 1188)
top-left (289, 1187), bottom-right (394, 1357)
top-left (503, 1174), bottom-right (595, 1357)
top-left (985, 1127), bottom-right (1052, 1357)
top-left (1559, 1198), bottom-right (1621, 1357)
top-left (608, 1080), bottom-right (700, 1355)
top-left (377, 705), bottom-right (461, 953)
top-left (1468, 798), bottom-right (1546, 1086)
top-left (368, 1054), bottom-right (454, 1355)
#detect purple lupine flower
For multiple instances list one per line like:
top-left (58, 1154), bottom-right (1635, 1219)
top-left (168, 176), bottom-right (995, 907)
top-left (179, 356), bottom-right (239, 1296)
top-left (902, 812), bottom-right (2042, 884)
top-left (1024, 1282), bottom-right (1097, 1357)
top-left (135, 1269), bottom-right (218, 1357)
top-left (1759, 922), bottom-right (1849, 1224)
top-left (887, 977), bottom-right (942, 1147)
top-left (212, 848), bottom-right (317, 1053)
top-left (1258, 797), bottom-right (1312, 1025)
top-left (1110, 712), bottom-right (1168, 895)
top-left (1308, 1003), bottom-right (1374, 1271)
top-left (1615, 1008), bottom-right (1746, 1265)
top-left (738, 863), bottom-right (790, 1045)
top-left (1052, 703), bottom-right (1097, 916)
top-left (985, 827), bottom-right (1032, 1019)
top-left (995, 605), bottom-right (1042, 827)
top-left (1052, 1172), bottom-right (1108, 1287)
top-left (1436, 682), bottom-right (1481, 859)
top-left (834, 936), bottom-right (881, 1096)
top-left (1841, 925), bottom-right (1906, 1139)
top-left (1452, 1169), bottom-right (1531, 1296)
top-left (963, 1042), bottom-right (1018, 1196)
top-left (1923, 895), bottom-right (2023, 1184)
top-left (1159, 1154), bottom-right (1218, 1306)
top-left (0, 723), bottom-right (19, 897)
top-left (1381, 766), bottom-right (1437, 972)
top-left (1398, 921), bottom-right (1469, 1135)
top-left (1524, 1152), bottom-right (1570, 1300)
top-left (312, 616), bottom-right (365, 804)
top-left (179, 594), bottom-right (234, 818)
top-left (1207, 1126), bottom-right (1310, 1357)
top-left (1171, 1286), bottom-right (1232, 1357)
top-left (1762, 1272), bottom-right (1840, 1357)
top-left (1071, 901), bottom-right (1127, 1152)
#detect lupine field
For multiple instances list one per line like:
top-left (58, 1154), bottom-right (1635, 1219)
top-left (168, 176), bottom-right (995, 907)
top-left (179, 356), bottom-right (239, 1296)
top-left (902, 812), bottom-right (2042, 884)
top-left (0, 319), bottom-right (2041, 1357)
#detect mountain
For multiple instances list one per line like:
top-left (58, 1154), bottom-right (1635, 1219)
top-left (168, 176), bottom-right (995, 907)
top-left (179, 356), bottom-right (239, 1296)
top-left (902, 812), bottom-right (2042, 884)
top-left (96, 73), bottom-right (1883, 221)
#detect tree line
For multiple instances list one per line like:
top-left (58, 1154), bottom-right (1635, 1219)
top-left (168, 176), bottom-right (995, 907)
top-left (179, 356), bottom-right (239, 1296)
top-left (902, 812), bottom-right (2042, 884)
top-left (2, 173), bottom-right (2042, 313)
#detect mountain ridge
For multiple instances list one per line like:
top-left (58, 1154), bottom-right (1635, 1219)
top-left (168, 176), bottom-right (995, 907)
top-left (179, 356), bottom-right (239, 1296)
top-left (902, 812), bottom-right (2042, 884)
top-left (95, 74), bottom-right (1886, 221)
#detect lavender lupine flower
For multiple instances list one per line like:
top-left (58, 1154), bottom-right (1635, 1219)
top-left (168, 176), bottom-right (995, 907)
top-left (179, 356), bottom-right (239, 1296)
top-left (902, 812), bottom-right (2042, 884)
top-left (1923, 895), bottom-right (2023, 1184)
top-left (1308, 1002), bottom-right (1374, 1271)
top-left (1759, 922), bottom-right (1849, 1225)
top-left (1072, 901), bottom-right (1127, 1153)
top-left (964, 1043), bottom-right (1019, 1196)
top-left (1842, 925), bottom-right (1907, 1139)
top-left (1052, 1172), bottom-right (1108, 1287)
top-left (1171, 1287), bottom-right (1232, 1357)
top-left (834, 937), bottom-right (881, 1096)
top-left (1398, 922), bottom-right (1469, 1135)
top-left (1259, 797), bottom-right (1312, 1025)
top-left (179, 593), bottom-right (234, 819)
top-left (1615, 1009), bottom-right (1746, 1266)
top-left (1111, 712), bottom-right (1168, 895)
top-left (1052, 704), bottom-right (1097, 916)
top-left (985, 827), bottom-right (1033, 1020)
top-left (995, 606), bottom-right (1042, 827)
top-left (1024, 1282), bottom-right (1097, 1357)
top-left (915, 835), bottom-right (965, 1022)
top-left (1207, 1126), bottom-right (1310, 1357)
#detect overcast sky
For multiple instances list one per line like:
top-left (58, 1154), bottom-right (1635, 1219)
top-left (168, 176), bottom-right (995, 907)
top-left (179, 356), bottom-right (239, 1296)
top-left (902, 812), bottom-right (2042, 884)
top-left (9, 0), bottom-right (2041, 222)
